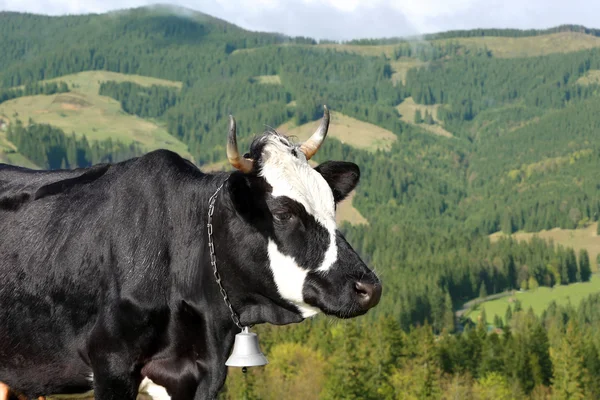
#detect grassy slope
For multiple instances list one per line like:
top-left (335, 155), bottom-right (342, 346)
top-left (0, 118), bottom-right (38, 167)
top-left (576, 69), bottom-right (600, 85)
top-left (439, 32), bottom-right (600, 58)
top-left (335, 191), bottom-right (368, 226)
top-left (0, 71), bottom-right (192, 163)
top-left (466, 274), bottom-right (600, 324)
top-left (265, 31), bottom-right (600, 60)
top-left (277, 111), bottom-right (397, 152)
top-left (396, 97), bottom-right (454, 138)
top-left (314, 32), bottom-right (600, 59)
top-left (390, 59), bottom-right (425, 85)
top-left (37, 70), bottom-right (182, 91)
top-left (490, 223), bottom-right (600, 271)
top-left (253, 75), bottom-right (281, 84)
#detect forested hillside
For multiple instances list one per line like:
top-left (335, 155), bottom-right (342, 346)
top-left (2, 6), bottom-right (600, 398)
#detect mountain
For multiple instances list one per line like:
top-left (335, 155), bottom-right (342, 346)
top-left (2, 2), bottom-right (600, 331)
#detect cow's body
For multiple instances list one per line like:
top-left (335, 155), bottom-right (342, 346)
top-left (0, 109), bottom-right (381, 399)
top-left (0, 151), bottom-right (244, 398)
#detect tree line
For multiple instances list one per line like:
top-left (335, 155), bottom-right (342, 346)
top-left (99, 81), bottom-right (179, 118)
top-left (6, 120), bottom-right (144, 169)
top-left (0, 81), bottom-right (69, 105)
top-left (220, 290), bottom-right (600, 399)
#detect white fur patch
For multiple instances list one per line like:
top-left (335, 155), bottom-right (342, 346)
top-left (267, 240), bottom-right (320, 318)
top-left (259, 135), bottom-right (338, 316)
top-left (139, 378), bottom-right (171, 400)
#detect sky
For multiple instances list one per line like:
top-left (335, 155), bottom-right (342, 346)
top-left (0, 0), bottom-right (599, 41)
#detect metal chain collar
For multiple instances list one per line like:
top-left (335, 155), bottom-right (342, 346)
top-left (207, 179), bottom-right (244, 330)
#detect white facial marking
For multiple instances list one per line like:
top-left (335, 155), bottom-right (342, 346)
top-left (258, 135), bottom-right (339, 316)
top-left (267, 240), bottom-right (321, 318)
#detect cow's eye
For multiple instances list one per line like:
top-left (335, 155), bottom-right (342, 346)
top-left (274, 212), bottom-right (293, 222)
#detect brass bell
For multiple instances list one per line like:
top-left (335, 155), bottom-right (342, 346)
top-left (225, 327), bottom-right (269, 368)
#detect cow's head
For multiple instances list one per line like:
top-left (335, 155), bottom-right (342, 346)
top-left (221, 106), bottom-right (381, 322)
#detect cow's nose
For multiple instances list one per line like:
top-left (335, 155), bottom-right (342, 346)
top-left (354, 281), bottom-right (382, 310)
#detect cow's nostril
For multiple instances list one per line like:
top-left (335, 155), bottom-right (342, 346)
top-left (354, 281), bottom-right (370, 297)
top-left (354, 281), bottom-right (382, 310)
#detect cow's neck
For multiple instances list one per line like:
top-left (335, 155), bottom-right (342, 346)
top-left (205, 176), bottom-right (305, 327)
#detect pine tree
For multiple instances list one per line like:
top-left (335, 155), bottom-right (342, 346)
top-left (424, 110), bottom-right (435, 124)
top-left (506, 255), bottom-right (517, 289)
top-left (473, 372), bottom-right (512, 400)
top-left (478, 307), bottom-right (488, 331)
top-left (550, 321), bottom-right (588, 400)
top-left (566, 248), bottom-right (579, 283)
top-left (413, 326), bottom-right (443, 399)
top-left (513, 299), bottom-right (523, 313)
top-left (414, 109), bottom-right (423, 124)
top-left (501, 211), bottom-right (514, 234)
top-left (479, 282), bottom-right (488, 299)
top-left (581, 331), bottom-right (600, 398)
top-left (493, 314), bottom-right (503, 328)
top-left (529, 322), bottom-right (553, 387)
top-left (504, 305), bottom-right (513, 324)
top-left (479, 333), bottom-right (504, 377)
top-left (443, 291), bottom-right (456, 333)
top-left (320, 321), bottom-right (369, 400)
top-left (578, 249), bottom-right (591, 282)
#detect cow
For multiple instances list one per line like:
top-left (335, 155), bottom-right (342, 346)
top-left (0, 106), bottom-right (382, 400)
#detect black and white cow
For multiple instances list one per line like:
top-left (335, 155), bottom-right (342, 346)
top-left (0, 107), bottom-right (382, 400)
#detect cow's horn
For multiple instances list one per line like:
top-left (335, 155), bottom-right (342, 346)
top-left (227, 115), bottom-right (253, 173)
top-left (299, 105), bottom-right (330, 160)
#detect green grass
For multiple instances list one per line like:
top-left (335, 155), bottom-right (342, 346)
top-left (466, 274), bottom-right (600, 325)
top-left (1, 71), bottom-right (192, 162)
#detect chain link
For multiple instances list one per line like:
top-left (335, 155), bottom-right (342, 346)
top-left (207, 180), bottom-right (244, 330)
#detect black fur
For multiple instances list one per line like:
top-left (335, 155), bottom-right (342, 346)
top-left (0, 140), bottom-right (380, 400)
top-left (314, 161), bottom-right (360, 203)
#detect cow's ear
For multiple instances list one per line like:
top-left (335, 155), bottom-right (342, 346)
top-left (314, 161), bottom-right (360, 203)
top-left (227, 173), bottom-right (270, 224)
top-left (227, 172), bottom-right (255, 217)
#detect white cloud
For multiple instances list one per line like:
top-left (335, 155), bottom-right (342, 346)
top-left (0, 0), bottom-right (599, 40)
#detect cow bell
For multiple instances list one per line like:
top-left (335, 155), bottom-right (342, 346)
top-left (225, 327), bottom-right (268, 369)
